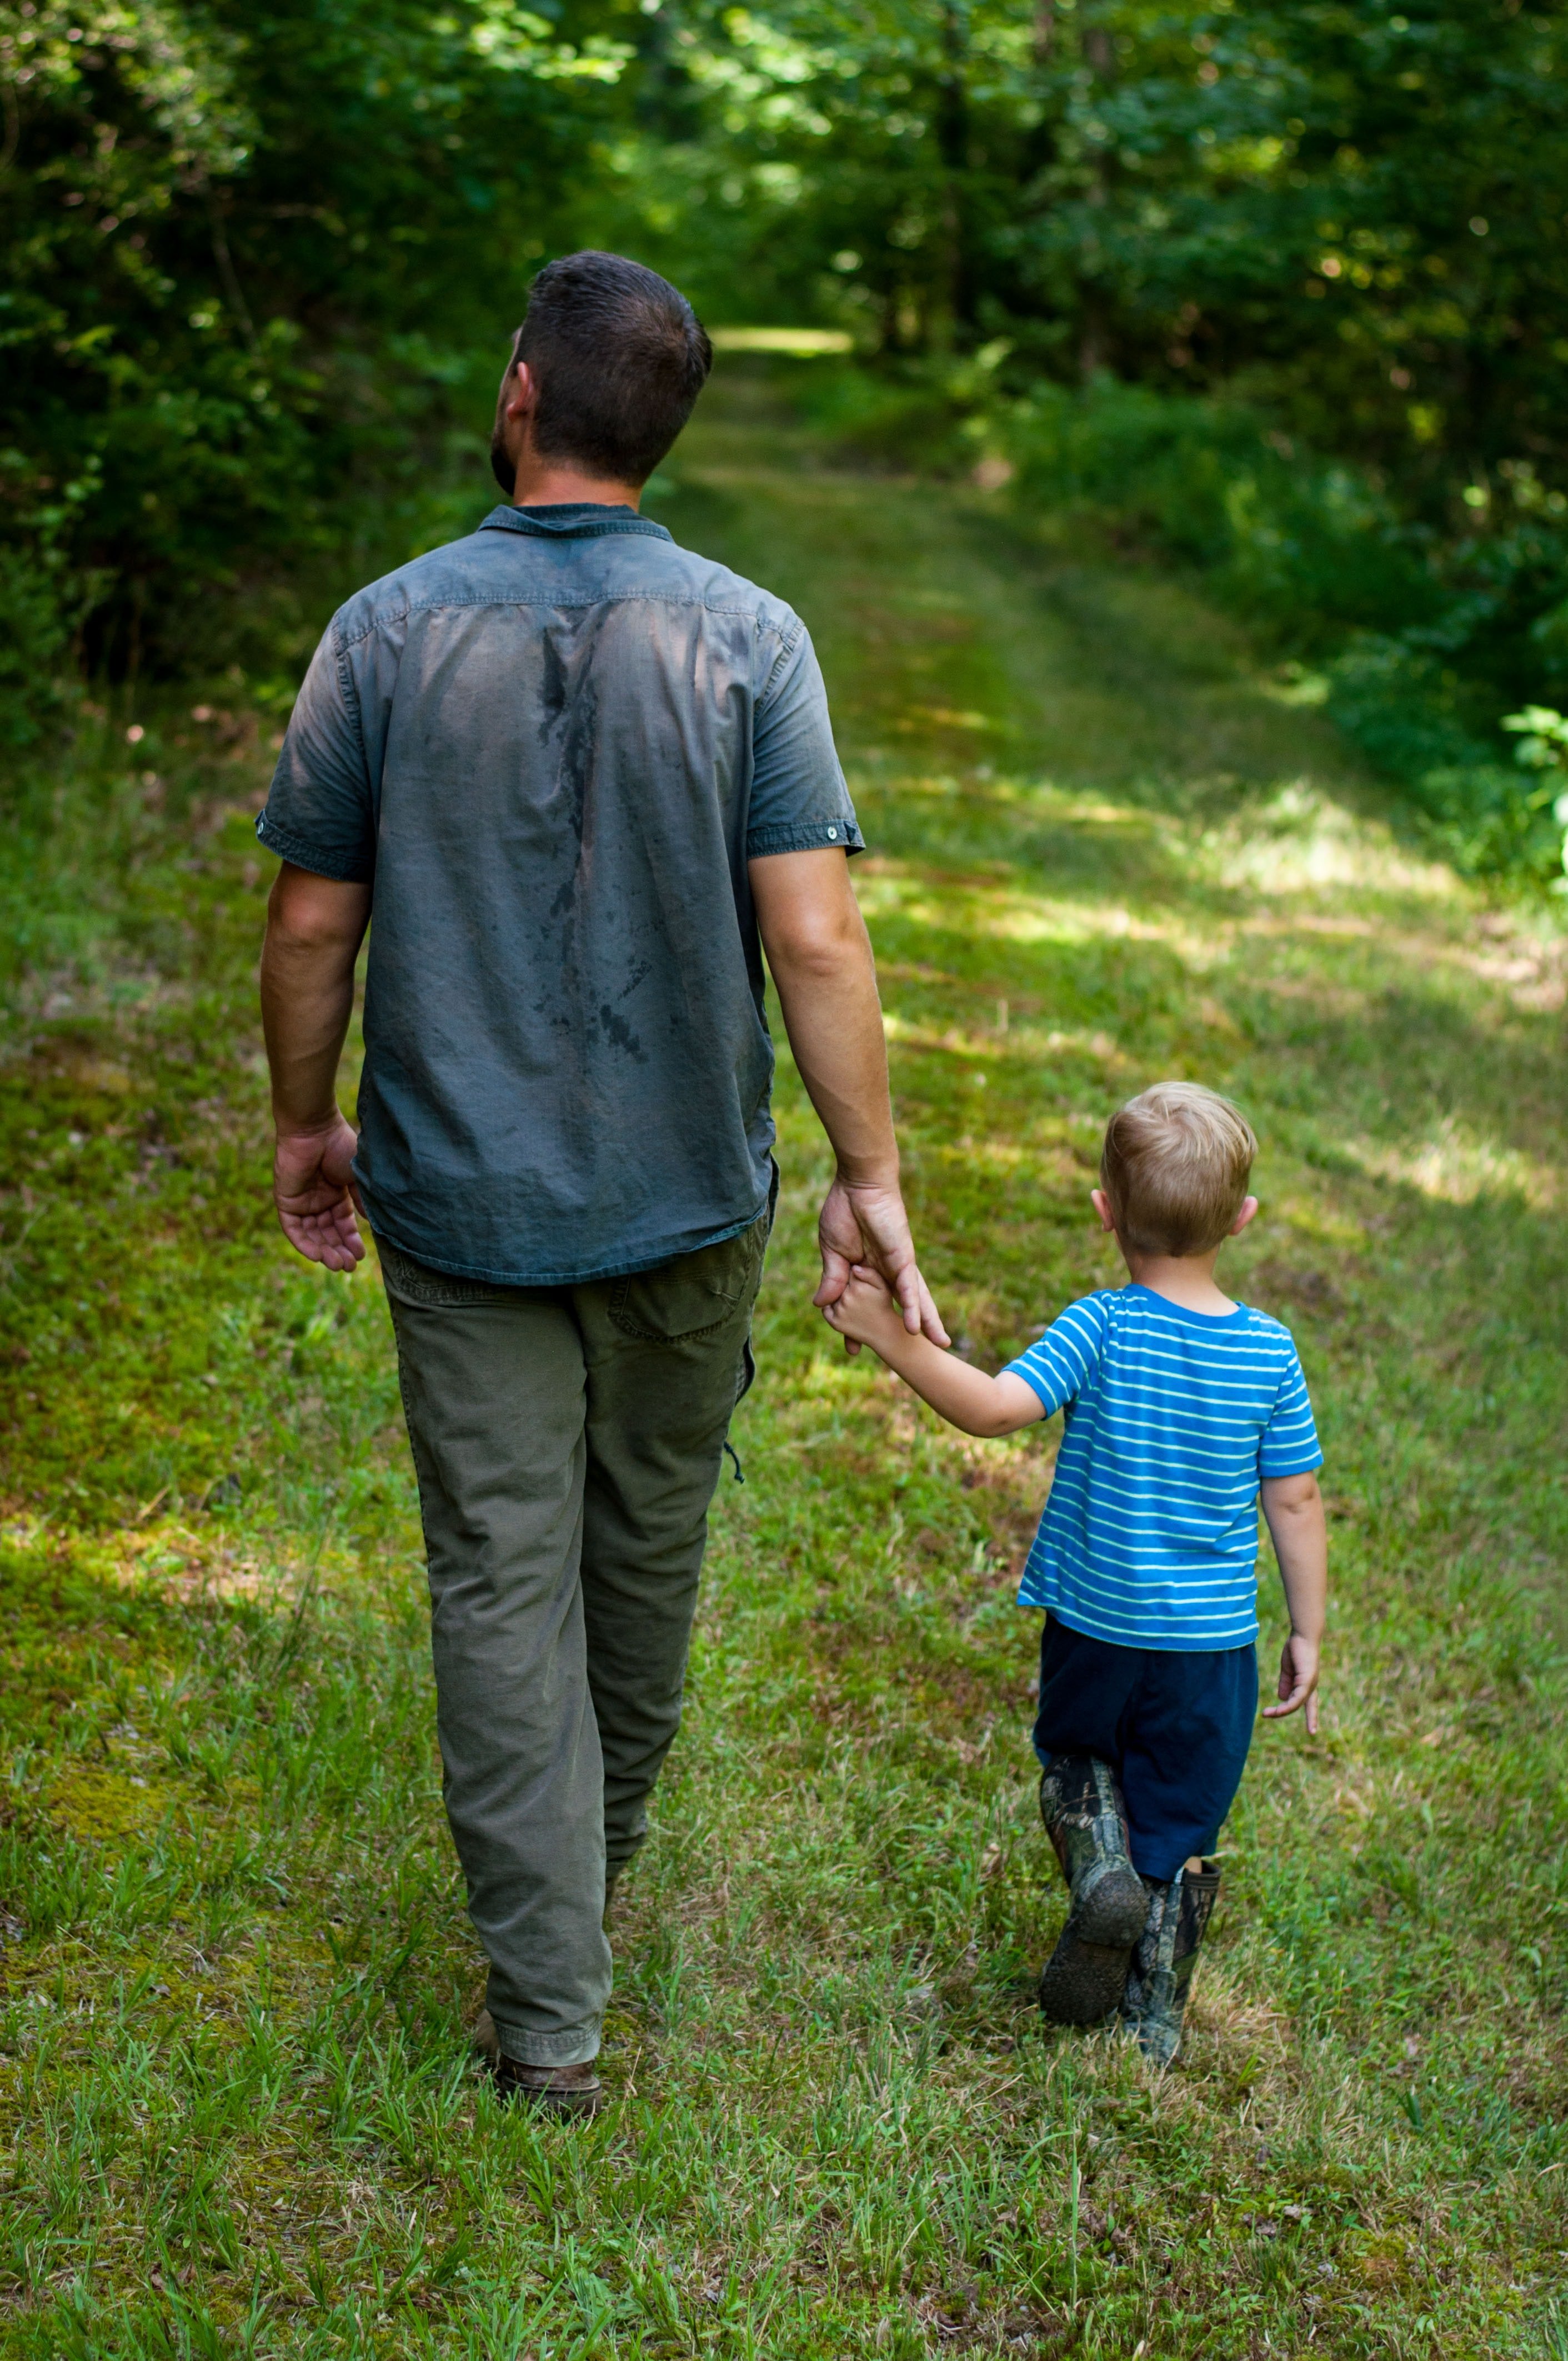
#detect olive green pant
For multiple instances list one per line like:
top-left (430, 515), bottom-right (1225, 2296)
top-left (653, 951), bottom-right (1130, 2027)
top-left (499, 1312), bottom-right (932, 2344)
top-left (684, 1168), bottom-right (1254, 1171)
top-left (379, 1215), bottom-right (767, 2068)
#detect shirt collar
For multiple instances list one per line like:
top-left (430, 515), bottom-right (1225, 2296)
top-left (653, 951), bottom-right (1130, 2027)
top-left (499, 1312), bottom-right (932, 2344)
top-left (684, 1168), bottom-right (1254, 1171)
top-left (479, 502), bottom-right (673, 542)
top-left (1124, 1282), bottom-right (1248, 1327)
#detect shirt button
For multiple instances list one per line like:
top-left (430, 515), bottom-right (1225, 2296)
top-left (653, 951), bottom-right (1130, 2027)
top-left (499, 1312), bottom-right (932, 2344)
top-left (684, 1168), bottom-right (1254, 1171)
top-left (827, 826), bottom-right (837, 840)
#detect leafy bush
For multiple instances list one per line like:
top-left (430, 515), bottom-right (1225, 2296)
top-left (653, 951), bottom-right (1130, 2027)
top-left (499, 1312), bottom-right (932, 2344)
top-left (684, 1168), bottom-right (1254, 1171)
top-left (977, 377), bottom-right (1568, 885)
top-left (0, 0), bottom-right (631, 710)
top-left (0, 549), bottom-right (75, 747)
top-left (994, 378), bottom-right (1438, 640)
top-left (785, 359), bottom-right (974, 472)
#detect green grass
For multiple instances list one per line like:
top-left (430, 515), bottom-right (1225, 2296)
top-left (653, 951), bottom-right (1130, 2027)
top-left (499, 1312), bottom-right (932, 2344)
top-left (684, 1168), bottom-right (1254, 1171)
top-left (1, 368), bottom-right (1565, 2358)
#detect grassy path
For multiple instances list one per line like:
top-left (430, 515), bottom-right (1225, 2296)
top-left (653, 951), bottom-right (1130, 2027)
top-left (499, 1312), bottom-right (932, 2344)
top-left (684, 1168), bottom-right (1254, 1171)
top-left (1, 374), bottom-right (1565, 2358)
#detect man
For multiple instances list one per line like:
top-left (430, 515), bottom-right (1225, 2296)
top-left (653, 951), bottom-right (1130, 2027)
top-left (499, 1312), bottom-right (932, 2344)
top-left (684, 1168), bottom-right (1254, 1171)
top-left (257, 250), bottom-right (944, 2117)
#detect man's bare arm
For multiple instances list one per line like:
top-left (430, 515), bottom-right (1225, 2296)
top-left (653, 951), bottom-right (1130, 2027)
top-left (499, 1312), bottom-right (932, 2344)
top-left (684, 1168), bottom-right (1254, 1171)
top-left (749, 846), bottom-right (947, 1345)
top-left (260, 863), bottom-right (373, 1271)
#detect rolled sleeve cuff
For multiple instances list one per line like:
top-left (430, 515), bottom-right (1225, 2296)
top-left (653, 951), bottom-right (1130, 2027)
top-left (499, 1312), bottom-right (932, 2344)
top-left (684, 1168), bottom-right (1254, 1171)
top-left (255, 810), bottom-right (375, 884)
top-left (747, 819), bottom-right (865, 859)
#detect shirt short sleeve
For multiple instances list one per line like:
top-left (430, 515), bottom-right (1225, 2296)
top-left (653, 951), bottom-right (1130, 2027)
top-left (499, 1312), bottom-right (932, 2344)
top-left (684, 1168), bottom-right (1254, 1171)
top-left (747, 620), bottom-right (864, 861)
top-left (255, 618), bottom-right (376, 883)
top-left (1259, 1346), bottom-right (1324, 1478)
top-left (1003, 1296), bottom-right (1110, 1417)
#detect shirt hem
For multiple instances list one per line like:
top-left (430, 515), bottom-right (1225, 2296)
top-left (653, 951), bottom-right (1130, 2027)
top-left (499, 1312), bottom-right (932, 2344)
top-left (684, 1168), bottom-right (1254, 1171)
top-left (1018, 1593), bottom-right (1260, 1651)
top-left (255, 813), bottom-right (373, 883)
top-left (364, 1197), bottom-right (772, 1289)
top-left (747, 821), bottom-right (864, 858)
top-left (1005, 1359), bottom-right (1060, 1411)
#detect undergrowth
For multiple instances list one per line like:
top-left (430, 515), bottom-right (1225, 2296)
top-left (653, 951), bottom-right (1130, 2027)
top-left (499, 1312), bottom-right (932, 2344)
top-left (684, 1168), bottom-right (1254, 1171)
top-left (793, 355), bottom-right (1568, 888)
top-left (0, 378), bottom-right (1564, 2358)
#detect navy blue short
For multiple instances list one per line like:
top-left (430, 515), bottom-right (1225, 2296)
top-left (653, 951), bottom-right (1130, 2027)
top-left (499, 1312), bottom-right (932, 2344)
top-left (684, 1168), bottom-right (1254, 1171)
top-left (1033, 1616), bottom-right (1259, 1883)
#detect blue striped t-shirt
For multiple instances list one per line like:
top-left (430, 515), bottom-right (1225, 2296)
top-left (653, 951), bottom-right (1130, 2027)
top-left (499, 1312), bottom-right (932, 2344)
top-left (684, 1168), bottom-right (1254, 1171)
top-left (1005, 1285), bottom-right (1322, 1651)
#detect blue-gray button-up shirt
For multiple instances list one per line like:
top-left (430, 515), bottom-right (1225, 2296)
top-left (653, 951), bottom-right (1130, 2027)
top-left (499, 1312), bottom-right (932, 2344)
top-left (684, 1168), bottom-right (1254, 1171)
top-left (257, 502), bottom-right (863, 1285)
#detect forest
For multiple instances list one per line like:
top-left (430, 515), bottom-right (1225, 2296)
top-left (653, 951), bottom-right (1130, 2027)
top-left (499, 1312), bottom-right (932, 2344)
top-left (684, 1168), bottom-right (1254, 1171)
top-left (8, 0), bottom-right (1568, 877)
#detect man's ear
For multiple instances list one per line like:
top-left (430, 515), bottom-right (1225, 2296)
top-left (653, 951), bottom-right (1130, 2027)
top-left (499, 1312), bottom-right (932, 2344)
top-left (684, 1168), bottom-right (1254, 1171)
top-left (503, 358), bottom-right (538, 425)
top-left (1090, 1186), bottom-right (1118, 1236)
top-left (1230, 1194), bottom-right (1260, 1236)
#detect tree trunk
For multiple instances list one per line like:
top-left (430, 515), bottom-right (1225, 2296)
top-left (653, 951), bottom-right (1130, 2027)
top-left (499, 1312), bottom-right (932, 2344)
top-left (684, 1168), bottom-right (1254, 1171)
top-left (936, 3), bottom-right (975, 338)
top-left (1078, 7), bottom-right (1114, 380)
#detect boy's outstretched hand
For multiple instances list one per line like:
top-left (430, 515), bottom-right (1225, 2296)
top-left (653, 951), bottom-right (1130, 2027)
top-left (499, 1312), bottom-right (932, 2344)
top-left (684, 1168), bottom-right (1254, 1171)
top-left (1264, 1631), bottom-right (1321, 1734)
top-left (822, 1264), bottom-right (1045, 1440)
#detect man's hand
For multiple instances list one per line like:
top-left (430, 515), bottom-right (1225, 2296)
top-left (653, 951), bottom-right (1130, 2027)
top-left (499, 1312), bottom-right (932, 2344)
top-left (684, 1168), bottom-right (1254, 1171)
top-left (1264, 1631), bottom-right (1321, 1734)
top-left (813, 1175), bottom-right (949, 1347)
top-left (274, 1115), bottom-right (365, 1271)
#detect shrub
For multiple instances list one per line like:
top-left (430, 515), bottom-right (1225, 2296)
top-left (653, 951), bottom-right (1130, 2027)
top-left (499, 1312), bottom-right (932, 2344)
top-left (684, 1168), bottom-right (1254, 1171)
top-left (0, 0), bottom-right (629, 682)
top-left (981, 377), bottom-right (1568, 885)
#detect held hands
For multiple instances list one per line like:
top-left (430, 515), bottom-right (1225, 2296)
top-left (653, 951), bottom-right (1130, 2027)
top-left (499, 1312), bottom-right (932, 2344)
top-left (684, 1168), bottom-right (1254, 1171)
top-left (1263, 1631), bottom-right (1321, 1735)
top-left (813, 1174), bottom-right (949, 1352)
top-left (273, 1115), bottom-right (365, 1272)
top-left (821, 1262), bottom-right (911, 1358)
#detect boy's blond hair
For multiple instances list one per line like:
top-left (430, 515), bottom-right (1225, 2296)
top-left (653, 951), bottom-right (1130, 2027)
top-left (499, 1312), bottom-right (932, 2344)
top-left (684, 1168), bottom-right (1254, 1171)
top-left (1100, 1082), bottom-right (1256, 1257)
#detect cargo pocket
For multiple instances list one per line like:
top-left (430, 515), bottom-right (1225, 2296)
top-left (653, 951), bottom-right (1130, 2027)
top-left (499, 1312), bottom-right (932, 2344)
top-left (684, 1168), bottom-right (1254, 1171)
top-left (608, 1213), bottom-right (768, 1344)
top-left (376, 1234), bottom-right (511, 1308)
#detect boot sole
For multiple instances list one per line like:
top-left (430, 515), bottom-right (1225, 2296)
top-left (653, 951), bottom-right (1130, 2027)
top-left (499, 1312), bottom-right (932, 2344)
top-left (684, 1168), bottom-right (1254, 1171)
top-left (492, 2062), bottom-right (605, 2118)
top-left (503, 2082), bottom-right (604, 2119)
top-left (1038, 1868), bottom-right (1150, 2026)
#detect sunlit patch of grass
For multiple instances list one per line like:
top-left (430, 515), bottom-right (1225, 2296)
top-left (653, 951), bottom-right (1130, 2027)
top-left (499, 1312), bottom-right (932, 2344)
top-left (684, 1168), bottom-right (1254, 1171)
top-left (1203, 780), bottom-right (1459, 899)
top-left (1352, 1116), bottom-right (1562, 1209)
top-left (0, 373), bottom-right (1564, 2354)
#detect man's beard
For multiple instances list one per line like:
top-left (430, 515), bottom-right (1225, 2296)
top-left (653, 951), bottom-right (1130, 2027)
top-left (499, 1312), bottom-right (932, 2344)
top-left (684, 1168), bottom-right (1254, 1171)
top-left (489, 428), bottom-right (515, 498)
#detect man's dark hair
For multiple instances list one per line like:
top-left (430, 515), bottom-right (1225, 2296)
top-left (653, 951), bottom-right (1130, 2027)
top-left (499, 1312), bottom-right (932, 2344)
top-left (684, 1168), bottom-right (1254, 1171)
top-left (514, 250), bottom-right (712, 487)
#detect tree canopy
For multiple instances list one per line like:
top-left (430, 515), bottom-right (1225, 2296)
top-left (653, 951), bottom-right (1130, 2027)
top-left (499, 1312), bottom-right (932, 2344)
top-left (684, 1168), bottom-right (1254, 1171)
top-left (6, 0), bottom-right (1568, 854)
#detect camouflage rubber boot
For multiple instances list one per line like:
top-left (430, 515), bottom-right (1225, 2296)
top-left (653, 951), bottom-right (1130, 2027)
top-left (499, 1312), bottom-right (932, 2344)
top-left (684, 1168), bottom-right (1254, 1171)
top-left (1119, 1859), bottom-right (1222, 2067)
top-left (1036, 1753), bottom-right (1151, 2025)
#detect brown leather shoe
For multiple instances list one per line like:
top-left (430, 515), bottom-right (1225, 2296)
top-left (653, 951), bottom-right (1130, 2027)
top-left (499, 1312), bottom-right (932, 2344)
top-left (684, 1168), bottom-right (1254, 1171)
top-left (494, 2057), bottom-right (604, 2117)
top-left (472, 2010), bottom-right (604, 2118)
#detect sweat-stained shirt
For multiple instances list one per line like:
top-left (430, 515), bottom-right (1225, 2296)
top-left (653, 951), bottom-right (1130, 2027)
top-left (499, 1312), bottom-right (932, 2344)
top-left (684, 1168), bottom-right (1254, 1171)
top-left (257, 502), bottom-right (862, 1286)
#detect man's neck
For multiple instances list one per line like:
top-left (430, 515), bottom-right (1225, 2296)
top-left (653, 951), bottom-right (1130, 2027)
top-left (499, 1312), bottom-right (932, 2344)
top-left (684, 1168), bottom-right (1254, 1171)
top-left (510, 457), bottom-right (642, 511)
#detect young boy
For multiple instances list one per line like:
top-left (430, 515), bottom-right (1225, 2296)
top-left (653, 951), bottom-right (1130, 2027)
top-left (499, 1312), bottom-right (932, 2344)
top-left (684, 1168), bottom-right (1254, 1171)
top-left (823, 1082), bottom-right (1326, 2065)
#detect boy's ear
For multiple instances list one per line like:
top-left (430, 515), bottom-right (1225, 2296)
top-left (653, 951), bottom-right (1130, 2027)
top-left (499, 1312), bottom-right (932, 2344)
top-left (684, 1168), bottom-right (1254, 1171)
top-left (1090, 1187), bottom-right (1118, 1235)
top-left (1230, 1195), bottom-right (1260, 1237)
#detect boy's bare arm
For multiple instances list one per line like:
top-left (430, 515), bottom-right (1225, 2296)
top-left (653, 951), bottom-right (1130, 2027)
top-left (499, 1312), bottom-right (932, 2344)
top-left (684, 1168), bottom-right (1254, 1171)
top-left (1260, 1471), bottom-right (1327, 1733)
top-left (823, 1267), bottom-right (1044, 1438)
